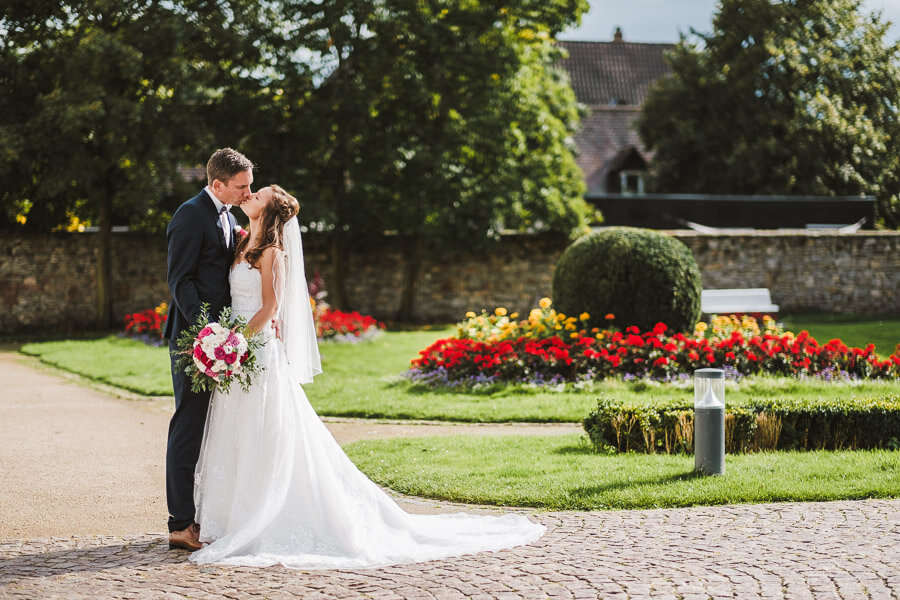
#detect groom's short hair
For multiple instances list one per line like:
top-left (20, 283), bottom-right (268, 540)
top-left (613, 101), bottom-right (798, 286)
top-left (206, 148), bottom-right (253, 186)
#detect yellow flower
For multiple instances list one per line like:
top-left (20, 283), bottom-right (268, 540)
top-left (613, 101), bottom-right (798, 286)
top-left (554, 324), bottom-right (562, 330)
top-left (579, 312), bottom-right (590, 321)
top-left (509, 312), bottom-right (519, 320)
top-left (155, 302), bottom-right (169, 315)
top-left (465, 311), bottom-right (476, 318)
top-left (569, 332), bottom-right (579, 339)
top-left (565, 323), bottom-right (576, 331)
top-left (495, 307), bottom-right (507, 317)
top-left (539, 297), bottom-right (552, 309)
top-left (529, 308), bottom-right (542, 321)
top-left (695, 322), bottom-right (708, 332)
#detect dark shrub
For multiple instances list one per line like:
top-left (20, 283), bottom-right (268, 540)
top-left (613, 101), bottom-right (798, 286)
top-left (552, 227), bottom-right (702, 332)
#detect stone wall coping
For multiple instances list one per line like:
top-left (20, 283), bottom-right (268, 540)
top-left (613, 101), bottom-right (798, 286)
top-left (663, 229), bottom-right (900, 238)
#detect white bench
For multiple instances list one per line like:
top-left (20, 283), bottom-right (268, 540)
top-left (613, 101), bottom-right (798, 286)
top-left (700, 288), bottom-right (779, 315)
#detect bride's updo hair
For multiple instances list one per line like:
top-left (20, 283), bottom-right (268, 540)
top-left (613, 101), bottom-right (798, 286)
top-left (237, 184), bottom-right (300, 270)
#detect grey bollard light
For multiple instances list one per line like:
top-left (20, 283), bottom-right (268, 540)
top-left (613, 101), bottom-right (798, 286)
top-left (694, 368), bottom-right (725, 476)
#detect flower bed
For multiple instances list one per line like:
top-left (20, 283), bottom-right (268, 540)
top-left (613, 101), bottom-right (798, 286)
top-left (122, 303), bottom-right (168, 346)
top-left (124, 299), bottom-right (385, 346)
top-left (314, 306), bottom-right (385, 343)
top-left (408, 301), bottom-right (900, 388)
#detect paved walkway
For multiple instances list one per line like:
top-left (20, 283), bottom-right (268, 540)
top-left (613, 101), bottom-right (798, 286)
top-left (2, 352), bottom-right (900, 599)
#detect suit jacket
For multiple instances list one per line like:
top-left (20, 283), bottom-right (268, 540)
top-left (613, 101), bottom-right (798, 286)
top-left (163, 189), bottom-right (236, 342)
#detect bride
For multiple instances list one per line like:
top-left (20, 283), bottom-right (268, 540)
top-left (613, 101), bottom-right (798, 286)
top-left (190, 185), bottom-right (544, 568)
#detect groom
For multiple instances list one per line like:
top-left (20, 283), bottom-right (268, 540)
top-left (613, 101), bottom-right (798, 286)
top-left (163, 148), bottom-right (253, 551)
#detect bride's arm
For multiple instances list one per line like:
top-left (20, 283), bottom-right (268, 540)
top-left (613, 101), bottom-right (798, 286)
top-left (245, 247), bottom-right (279, 334)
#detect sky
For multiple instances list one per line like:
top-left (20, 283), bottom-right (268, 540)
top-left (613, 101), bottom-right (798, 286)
top-left (559, 0), bottom-right (900, 43)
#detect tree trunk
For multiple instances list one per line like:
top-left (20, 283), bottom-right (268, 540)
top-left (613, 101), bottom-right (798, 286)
top-left (396, 236), bottom-right (424, 323)
top-left (96, 183), bottom-right (113, 328)
top-left (329, 232), bottom-right (348, 310)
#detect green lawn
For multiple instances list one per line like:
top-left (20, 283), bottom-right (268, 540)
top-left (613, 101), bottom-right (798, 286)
top-left (345, 434), bottom-right (900, 510)
top-left (781, 313), bottom-right (900, 358)
top-left (20, 335), bottom-right (173, 396)
top-left (19, 326), bottom-right (900, 422)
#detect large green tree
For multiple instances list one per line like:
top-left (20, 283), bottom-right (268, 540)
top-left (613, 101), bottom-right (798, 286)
top-left (250, 0), bottom-right (592, 319)
top-left (636, 0), bottom-right (900, 228)
top-left (0, 0), bottom-right (276, 326)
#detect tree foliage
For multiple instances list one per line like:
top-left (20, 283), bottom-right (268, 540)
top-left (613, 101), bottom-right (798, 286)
top-left (2, 0), bottom-right (593, 324)
top-left (636, 0), bottom-right (900, 228)
top-left (251, 0), bottom-right (592, 318)
top-left (0, 0), bottom-right (280, 324)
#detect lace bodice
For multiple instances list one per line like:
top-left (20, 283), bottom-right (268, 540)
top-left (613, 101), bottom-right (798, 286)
top-left (230, 262), bottom-right (263, 321)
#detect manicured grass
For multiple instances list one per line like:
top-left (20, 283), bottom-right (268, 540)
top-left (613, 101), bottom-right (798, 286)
top-left (20, 335), bottom-right (173, 396)
top-left (345, 434), bottom-right (900, 510)
top-left (19, 330), bottom-right (900, 421)
top-left (781, 313), bottom-right (900, 358)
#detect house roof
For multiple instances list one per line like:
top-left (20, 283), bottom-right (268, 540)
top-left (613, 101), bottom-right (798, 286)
top-left (572, 107), bottom-right (646, 194)
top-left (557, 40), bottom-right (674, 107)
top-left (556, 36), bottom-right (674, 193)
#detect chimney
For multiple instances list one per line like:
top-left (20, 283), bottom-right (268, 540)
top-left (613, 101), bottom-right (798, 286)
top-left (613, 27), bottom-right (623, 42)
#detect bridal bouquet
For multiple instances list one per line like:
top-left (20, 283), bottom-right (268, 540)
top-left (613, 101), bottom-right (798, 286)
top-left (175, 304), bottom-right (264, 393)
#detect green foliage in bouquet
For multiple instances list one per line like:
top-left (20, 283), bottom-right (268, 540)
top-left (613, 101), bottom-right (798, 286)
top-left (552, 227), bottom-right (702, 333)
top-left (174, 303), bottom-right (265, 394)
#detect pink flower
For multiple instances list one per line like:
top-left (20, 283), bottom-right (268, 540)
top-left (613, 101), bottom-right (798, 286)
top-left (226, 333), bottom-right (240, 347)
top-left (193, 345), bottom-right (205, 360)
top-left (234, 225), bottom-right (249, 238)
top-left (204, 368), bottom-right (217, 378)
top-left (198, 326), bottom-right (213, 339)
top-left (214, 346), bottom-right (226, 360)
top-left (224, 352), bottom-right (237, 365)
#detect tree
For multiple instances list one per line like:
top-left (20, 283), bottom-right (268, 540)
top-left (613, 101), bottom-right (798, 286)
top-left (0, 0), bottom-right (276, 326)
top-left (254, 0), bottom-right (592, 319)
top-left (636, 0), bottom-right (900, 228)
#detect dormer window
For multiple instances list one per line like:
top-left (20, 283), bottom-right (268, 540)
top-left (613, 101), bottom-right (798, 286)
top-left (619, 170), bottom-right (645, 195)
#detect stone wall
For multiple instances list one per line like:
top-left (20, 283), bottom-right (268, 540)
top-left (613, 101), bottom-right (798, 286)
top-left (1, 233), bottom-right (169, 334)
top-left (1, 230), bottom-right (898, 334)
top-left (674, 231), bottom-right (900, 317)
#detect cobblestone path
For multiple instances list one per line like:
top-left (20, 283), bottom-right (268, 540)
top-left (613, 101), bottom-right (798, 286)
top-left (3, 499), bottom-right (899, 599)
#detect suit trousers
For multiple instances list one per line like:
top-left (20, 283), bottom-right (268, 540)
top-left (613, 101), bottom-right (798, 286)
top-left (166, 339), bottom-right (212, 533)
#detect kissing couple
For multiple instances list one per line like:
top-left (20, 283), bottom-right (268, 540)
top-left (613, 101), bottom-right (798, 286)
top-left (163, 147), bottom-right (544, 568)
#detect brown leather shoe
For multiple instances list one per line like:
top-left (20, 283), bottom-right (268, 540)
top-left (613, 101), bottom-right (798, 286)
top-left (168, 523), bottom-right (202, 551)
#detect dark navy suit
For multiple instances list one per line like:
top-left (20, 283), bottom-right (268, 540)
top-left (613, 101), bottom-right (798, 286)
top-left (163, 189), bottom-right (236, 533)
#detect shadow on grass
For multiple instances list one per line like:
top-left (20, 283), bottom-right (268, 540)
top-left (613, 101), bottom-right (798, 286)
top-left (568, 470), bottom-right (703, 499)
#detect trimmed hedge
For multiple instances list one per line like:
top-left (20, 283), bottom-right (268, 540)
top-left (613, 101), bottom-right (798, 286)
top-left (552, 227), bottom-right (702, 332)
top-left (583, 395), bottom-right (900, 454)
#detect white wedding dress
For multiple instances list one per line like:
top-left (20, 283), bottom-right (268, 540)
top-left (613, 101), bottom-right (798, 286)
top-left (190, 260), bottom-right (544, 569)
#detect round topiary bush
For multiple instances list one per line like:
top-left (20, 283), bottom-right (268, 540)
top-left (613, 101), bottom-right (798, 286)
top-left (552, 227), bottom-right (702, 333)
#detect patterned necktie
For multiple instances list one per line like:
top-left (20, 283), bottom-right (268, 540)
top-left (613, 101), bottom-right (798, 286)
top-left (219, 206), bottom-right (231, 248)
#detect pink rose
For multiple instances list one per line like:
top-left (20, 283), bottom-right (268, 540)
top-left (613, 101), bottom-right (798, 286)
top-left (205, 368), bottom-right (217, 378)
top-left (214, 346), bottom-right (226, 361)
top-left (198, 326), bottom-right (213, 339)
top-left (226, 333), bottom-right (240, 347)
top-left (224, 352), bottom-right (237, 365)
top-left (193, 345), bottom-right (204, 360)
